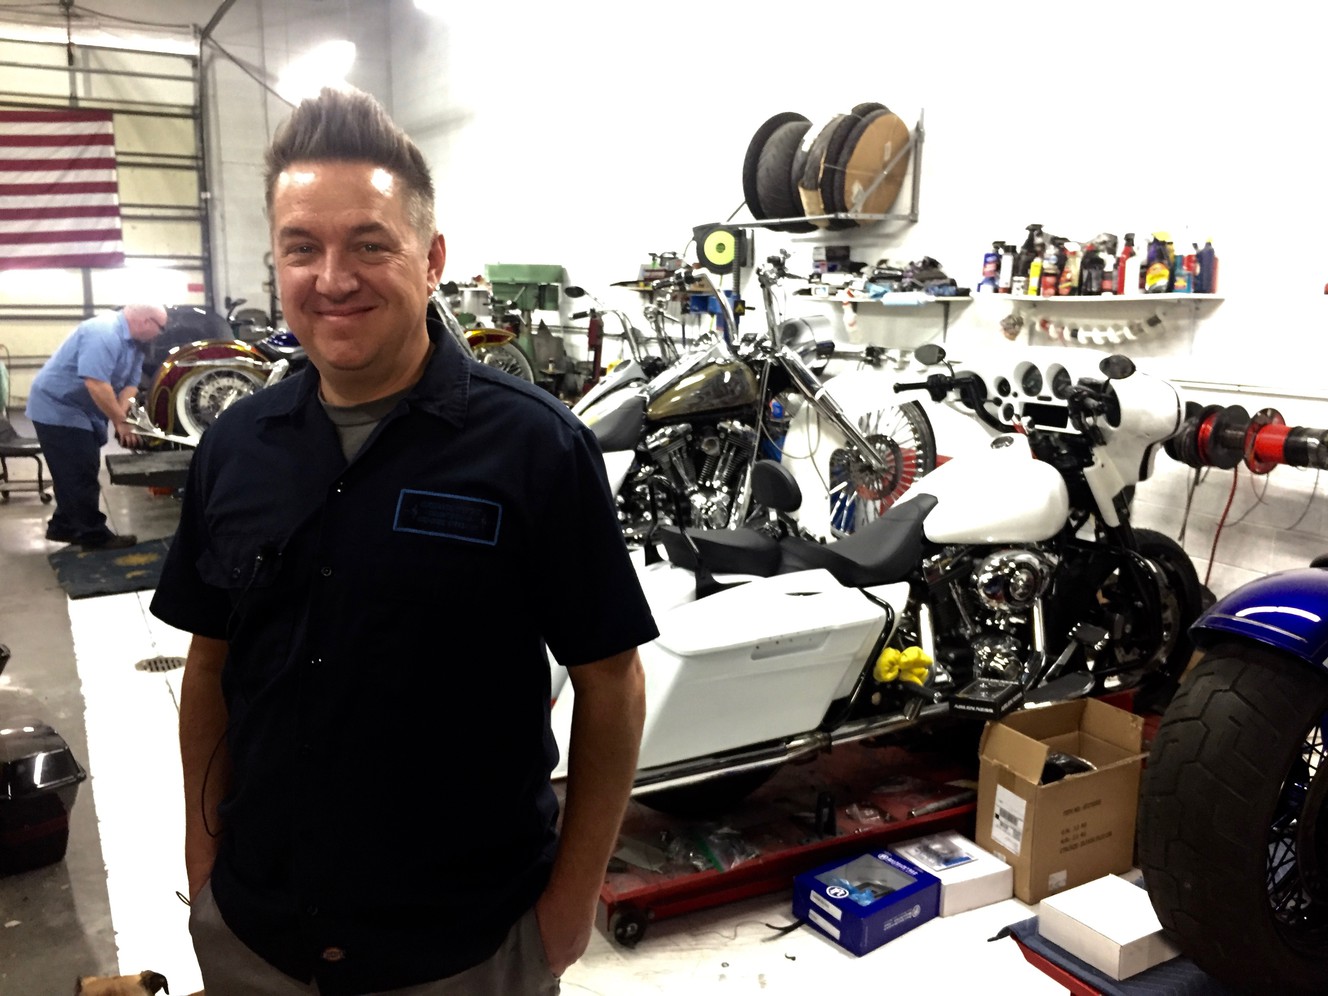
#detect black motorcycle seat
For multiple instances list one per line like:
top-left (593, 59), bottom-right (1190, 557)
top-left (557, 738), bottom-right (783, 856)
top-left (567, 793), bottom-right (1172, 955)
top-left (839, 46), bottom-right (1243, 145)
top-left (656, 523), bottom-right (783, 576)
top-left (778, 494), bottom-right (938, 587)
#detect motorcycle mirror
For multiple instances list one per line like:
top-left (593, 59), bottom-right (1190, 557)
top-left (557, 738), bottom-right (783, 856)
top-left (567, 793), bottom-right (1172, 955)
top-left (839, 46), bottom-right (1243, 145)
top-left (914, 343), bottom-right (947, 366)
top-left (564, 286), bottom-right (586, 299)
top-left (1099, 354), bottom-right (1135, 380)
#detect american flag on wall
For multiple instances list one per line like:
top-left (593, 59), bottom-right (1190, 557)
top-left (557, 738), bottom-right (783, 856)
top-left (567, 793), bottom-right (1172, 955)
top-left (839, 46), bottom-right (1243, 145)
top-left (0, 108), bottom-right (125, 270)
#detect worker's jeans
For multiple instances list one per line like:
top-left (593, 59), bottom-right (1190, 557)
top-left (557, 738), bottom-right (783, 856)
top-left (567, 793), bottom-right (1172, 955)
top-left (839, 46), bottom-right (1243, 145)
top-left (31, 420), bottom-right (111, 543)
top-left (190, 881), bottom-right (561, 995)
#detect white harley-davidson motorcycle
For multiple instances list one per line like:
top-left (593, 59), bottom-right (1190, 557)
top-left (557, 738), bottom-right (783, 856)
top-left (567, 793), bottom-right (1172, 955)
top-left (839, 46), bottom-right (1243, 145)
top-left (552, 344), bottom-right (1203, 812)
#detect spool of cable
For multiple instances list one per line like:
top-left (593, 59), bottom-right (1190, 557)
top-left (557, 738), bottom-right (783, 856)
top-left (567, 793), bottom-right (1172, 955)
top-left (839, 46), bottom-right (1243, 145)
top-left (1203, 405), bottom-right (1251, 470)
top-left (692, 225), bottom-right (748, 275)
top-left (1191, 405), bottom-right (1227, 468)
top-left (1245, 408), bottom-right (1286, 474)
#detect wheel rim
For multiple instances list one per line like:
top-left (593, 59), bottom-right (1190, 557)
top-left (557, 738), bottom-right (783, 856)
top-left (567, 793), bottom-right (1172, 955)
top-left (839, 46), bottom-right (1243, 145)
top-left (827, 404), bottom-right (933, 536)
top-left (1270, 714), bottom-right (1328, 952)
top-left (475, 344), bottom-right (533, 382)
top-left (176, 368), bottom-right (265, 437)
top-left (1101, 559), bottom-right (1181, 673)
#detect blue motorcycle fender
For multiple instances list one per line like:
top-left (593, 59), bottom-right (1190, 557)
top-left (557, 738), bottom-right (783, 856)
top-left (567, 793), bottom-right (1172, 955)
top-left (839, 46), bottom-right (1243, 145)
top-left (1193, 567), bottom-right (1328, 665)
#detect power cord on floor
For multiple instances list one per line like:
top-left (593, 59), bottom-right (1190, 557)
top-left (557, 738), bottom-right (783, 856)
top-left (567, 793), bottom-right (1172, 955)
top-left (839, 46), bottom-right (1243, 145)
top-left (1204, 467), bottom-right (1241, 589)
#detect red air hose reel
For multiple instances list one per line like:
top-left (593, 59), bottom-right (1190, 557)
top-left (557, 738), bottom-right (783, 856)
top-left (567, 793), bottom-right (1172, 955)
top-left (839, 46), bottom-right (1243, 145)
top-left (1166, 402), bottom-right (1326, 473)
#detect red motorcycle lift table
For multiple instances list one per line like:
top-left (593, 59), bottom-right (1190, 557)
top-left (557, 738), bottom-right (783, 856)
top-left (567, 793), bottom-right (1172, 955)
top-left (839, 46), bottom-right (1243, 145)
top-left (589, 739), bottom-right (981, 947)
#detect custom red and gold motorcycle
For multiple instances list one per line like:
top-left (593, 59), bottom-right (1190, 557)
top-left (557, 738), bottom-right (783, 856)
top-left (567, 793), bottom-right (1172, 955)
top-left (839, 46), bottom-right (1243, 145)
top-left (126, 291), bottom-right (532, 447)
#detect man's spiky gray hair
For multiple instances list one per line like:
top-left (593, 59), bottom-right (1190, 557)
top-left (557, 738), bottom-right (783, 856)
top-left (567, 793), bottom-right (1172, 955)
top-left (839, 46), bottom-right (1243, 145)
top-left (263, 87), bottom-right (436, 242)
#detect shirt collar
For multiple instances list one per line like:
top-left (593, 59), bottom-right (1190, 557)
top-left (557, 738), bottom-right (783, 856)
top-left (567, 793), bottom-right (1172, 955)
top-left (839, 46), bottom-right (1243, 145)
top-left (115, 309), bottom-right (137, 345)
top-left (268, 314), bottom-right (470, 427)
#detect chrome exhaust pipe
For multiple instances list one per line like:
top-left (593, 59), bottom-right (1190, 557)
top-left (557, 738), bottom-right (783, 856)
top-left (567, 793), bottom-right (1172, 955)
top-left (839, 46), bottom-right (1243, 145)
top-left (628, 702), bottom-right (952, 796)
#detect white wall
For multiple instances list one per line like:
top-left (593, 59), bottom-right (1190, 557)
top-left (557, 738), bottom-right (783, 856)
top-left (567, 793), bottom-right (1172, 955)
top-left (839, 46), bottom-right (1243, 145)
top-left (382, 0), bottom-right (1328, 594)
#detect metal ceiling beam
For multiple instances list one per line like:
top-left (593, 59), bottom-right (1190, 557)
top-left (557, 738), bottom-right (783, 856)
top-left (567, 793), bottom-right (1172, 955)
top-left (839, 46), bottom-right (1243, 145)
top-left (199, 0), bottom-right (240, 43)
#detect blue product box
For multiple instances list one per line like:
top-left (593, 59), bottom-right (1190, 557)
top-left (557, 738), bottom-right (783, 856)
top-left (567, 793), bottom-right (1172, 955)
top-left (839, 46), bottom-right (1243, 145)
top-left (792, 849), bottom-right (941, 956)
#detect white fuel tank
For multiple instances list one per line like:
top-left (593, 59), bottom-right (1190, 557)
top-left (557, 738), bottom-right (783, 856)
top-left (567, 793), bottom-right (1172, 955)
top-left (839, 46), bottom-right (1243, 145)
top-left (901, 434), bottom-right (1070, 544)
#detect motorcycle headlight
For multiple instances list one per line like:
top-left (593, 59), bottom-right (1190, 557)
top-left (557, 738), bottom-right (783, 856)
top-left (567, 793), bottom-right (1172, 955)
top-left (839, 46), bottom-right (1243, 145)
top-left (777, 315), bottom-right (836, 364)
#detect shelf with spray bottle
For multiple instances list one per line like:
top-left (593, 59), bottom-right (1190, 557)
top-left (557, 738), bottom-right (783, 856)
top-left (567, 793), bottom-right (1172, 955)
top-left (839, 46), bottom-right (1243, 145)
top-left (975, 227), bottom-right (1221, 344)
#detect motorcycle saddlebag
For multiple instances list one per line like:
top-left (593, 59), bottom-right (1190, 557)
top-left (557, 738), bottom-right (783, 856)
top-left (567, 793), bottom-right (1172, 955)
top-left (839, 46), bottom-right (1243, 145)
top-left (0, 718), bottom-right (88, 875)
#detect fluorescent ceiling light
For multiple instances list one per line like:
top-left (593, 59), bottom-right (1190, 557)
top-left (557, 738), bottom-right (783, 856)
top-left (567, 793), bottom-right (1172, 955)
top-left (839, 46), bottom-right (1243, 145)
top-left (276, 40), bottom-right (357, 104)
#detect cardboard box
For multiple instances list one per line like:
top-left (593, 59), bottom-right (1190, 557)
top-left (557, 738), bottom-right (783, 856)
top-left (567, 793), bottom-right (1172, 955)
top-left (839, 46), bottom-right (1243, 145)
top-left (889, 831), bottom-right (1013, 916)
top-left (1038, 874), bottom-right (1181, 979)
top-left (792, 849), bottom-right (940, 956)
top-left (974, 698), bottom-right (1146, 904)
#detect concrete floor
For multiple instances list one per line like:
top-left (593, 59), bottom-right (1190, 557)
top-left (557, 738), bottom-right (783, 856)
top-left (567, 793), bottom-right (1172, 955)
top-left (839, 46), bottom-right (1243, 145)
top-left (0, 414), bottom-right (183, 990)
top-left (0, 413), bottom-right (1066, 994)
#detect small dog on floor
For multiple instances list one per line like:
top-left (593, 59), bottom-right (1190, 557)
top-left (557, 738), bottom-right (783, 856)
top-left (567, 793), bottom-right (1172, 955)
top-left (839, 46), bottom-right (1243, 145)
top-left (74, 972), bottom-right (203, 995)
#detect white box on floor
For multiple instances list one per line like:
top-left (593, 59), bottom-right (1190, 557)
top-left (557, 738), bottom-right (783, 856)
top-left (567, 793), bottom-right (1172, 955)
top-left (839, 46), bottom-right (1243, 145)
top-left (1038, 874), bottom-right (1181, 980)
top-left (888, 831), bottom-right (1012, 916)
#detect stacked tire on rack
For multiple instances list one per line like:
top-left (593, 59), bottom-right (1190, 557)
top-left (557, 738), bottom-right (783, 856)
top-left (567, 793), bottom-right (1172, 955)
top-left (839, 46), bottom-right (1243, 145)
top-left (741, 104), bottom-right (912, 231)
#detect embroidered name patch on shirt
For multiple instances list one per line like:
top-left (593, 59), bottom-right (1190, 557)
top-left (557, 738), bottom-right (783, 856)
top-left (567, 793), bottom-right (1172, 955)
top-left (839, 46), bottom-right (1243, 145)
top-left (394, 490), bottom-right (502, 545)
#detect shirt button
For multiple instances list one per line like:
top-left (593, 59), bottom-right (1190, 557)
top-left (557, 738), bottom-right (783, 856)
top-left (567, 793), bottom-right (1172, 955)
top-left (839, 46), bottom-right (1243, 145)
top-left (321, 566), bottom-right (332, 577)
top-left (322, 946), bottom-right (346, 962)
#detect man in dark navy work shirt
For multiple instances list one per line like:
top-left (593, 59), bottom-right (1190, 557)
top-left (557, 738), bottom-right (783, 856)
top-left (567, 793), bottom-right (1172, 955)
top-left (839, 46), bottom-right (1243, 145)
top-left (150, 87), bottom-right (656, 995)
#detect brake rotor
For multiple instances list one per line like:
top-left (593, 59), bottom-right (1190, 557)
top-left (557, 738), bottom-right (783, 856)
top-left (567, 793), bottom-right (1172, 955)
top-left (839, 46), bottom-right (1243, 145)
top-left (832, 433), bottom-right (904, 502)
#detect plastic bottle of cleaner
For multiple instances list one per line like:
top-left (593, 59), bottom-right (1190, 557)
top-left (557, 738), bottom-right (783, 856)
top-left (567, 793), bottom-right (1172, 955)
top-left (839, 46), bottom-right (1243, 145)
top-left (1012, 224), bottom-right (1042, 296)
top-left (1172, 250), bottom-right (1194, 293)
top-left (1059, 242), bottom-right (1081, 296)
top-left (981, 242), bottom-right (1003, 292)
top-left (1117, 233), bottom-right (1139, 295)
top-left (998, 243), bottom-right (1015, 293)
top-left (1079, 244), bottom-right (1105, 295)
top-left (1144, 233), bottom-right (1172, 293)
top-left (1039, 238), bottom-right (1062, 297)
top-left (1195, 239), bottom-right (1218, 293)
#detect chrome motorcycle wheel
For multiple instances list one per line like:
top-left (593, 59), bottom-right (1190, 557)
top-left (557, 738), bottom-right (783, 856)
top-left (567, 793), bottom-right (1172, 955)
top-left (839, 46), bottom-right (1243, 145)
top-left (474, 342), bottom-right (534, 383)
top-left (174, 367), bottom-right (266, 438)
top-left (827, 401), bottom-right (936, 537)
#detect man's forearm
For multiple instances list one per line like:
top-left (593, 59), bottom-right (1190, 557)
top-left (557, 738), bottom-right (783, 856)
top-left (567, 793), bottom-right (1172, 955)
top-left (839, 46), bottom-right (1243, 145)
top-left (83, 377), bottom-right (129, 425)
top-left (539, 649), bottom-right (645, 971)
top-left (179, 634), bottom-right (231, 898)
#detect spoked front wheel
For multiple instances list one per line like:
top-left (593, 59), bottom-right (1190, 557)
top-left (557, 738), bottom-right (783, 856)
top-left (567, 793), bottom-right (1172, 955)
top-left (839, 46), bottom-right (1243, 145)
top-left (174, 367), bottom-right (266, 438)
top-left (827, 400), bottom-right (935, 536)
top-left (474, 342), bottom-right (534, 383)
top-left (1139, 645), bottom-right (1328, 994)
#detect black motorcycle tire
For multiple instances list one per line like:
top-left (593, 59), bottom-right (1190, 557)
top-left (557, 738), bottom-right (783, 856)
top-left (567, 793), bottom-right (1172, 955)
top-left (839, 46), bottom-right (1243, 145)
top-left (1131, 528), bottom-right (1204, 702)
top-left (755, 119), bottom-right (815, 233)
top-left (635, 767), bottom-right (777, 818)
top-left (1138, 645), bottom-right (1328, 995)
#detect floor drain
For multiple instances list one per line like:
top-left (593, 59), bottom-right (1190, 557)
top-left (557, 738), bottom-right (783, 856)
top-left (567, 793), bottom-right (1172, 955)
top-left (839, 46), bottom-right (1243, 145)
top-left (135, 655), bottom-right (185, 673)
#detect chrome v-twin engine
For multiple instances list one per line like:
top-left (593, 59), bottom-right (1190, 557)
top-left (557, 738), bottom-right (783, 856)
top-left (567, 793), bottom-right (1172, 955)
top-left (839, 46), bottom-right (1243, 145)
top-left (645, 420), bottom-right (759, 528)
